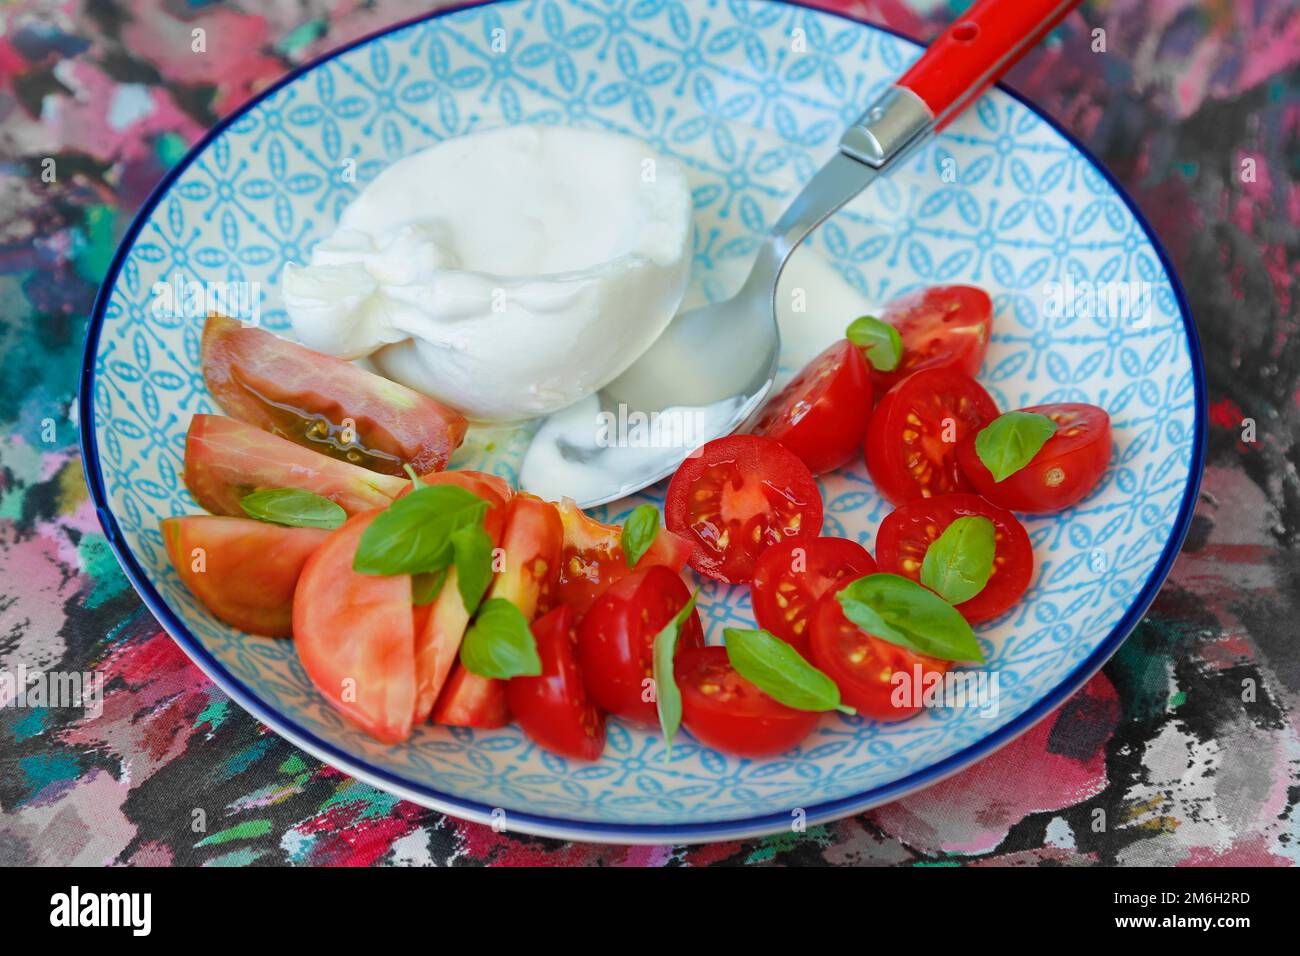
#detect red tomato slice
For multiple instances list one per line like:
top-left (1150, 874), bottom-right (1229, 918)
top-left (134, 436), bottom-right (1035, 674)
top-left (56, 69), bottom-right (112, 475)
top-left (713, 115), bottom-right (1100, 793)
top-left (751, 339), bottom-right (872, 475)
top-left (161, 515), bottom-right (328, 637)
top-left (750, 536), bottom-right (876, 655)
top-left (864, 368), bottom-right (999, 506)
top-left (185, 414), bottom-right (407, 517)
top-left (809, 580), bottom-right (952, 722)
top-left (431, 664), bottom-right (509, 728)
top-left (292, 511), bottom-right (416, 743)
top-left (870, 285), bottom-right (993, 394)
top-left (677, 646), bottom-right (820, 757)
top-left (957, 403), bottom-right (1112, 513)
top-left (665, 434), bottom-right (824, 584)
top-left (202, 314), bottom-right (467, 476)
top-left (874, 493), bottom-right (1033, 624)
top-left (508, 605), bottom-right (606, 761)
top-left (555, 498), bottom-right (693, 616)
top-left (576, 565), bottom-right (704, 726)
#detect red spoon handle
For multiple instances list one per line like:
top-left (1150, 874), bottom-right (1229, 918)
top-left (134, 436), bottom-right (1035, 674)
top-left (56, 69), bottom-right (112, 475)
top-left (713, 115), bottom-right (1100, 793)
top-left (898, 0), bottom-right (1082, 130)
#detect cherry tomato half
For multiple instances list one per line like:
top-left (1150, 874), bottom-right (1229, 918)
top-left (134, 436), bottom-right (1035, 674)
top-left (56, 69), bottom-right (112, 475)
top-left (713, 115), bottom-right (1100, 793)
top-left (864, 368), bottom-right (999, 506)
top-left (957, 403), bottom-right (1112, 513)
top-left (751, 339), bottom-right (872, 475)
top-left (508, 604), bottom-right (606, 761)
top-left (665, 434), bottom-right (824, 583)
top-left (677, 646), bottom-right (820, 758)
top-left (750, 536), bottom-right (876, 655)
top-left (874, 493), bottom-right (1033, 624)
top-left (869, 285), bottom-right (993, 394)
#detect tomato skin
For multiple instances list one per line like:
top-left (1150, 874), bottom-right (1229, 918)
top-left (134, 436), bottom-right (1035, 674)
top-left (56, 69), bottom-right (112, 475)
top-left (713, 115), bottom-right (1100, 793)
top-left (201, 314), bottom-right (467, 476)
top-left (750, 536), bottom-right (877, 655)
top-left (957, 403), bottom-right (1112, 514)
top-left (874, 493), bottom-right (1033, 624)
top-left (508, 605), bottom-right (606, 761)
top-left (577, 565), bottom-right (703, 726)
top-left (809, 581), bottom-right (952, 722)
top-left (864, 368), bottom-right (999, 506)
top-left (870, 285), bottom-right (993, 394)
top-left (161, 515), bottom-right (327, 637)
top-left (751, 339), bottom-right (872, 475)
top-left (665, 434), bottom-right (824, 584)
top-left (677, 647), bottom-right (820, 758)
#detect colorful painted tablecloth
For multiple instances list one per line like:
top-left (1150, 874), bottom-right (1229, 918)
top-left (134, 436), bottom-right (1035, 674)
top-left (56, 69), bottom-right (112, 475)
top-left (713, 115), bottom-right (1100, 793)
top-left (1, 0), bottom-right (1297, 866)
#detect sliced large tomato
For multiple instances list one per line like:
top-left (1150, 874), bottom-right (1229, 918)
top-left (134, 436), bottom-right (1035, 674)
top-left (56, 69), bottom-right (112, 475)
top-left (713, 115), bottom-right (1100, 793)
top-left (750, 536), bottom-right (876, 655)
top-left (864, 368), bottom-right (999, 506)
top-left (292, 511), bottom-right (416, 743)
top-left (869, 285), bottom-right (993, 393)
top-left (202, 314), bottom-right (467, 476)
top-left (161, 515), bottom-right (327, 637)
top-left (665, 434), bottom-right (824, 584)
top-left (751, 338), bottom-right (872, 475)
top-left (508, 605), bottom-right (606, 761)
top-left (185, 414), bottom-right (406, 517)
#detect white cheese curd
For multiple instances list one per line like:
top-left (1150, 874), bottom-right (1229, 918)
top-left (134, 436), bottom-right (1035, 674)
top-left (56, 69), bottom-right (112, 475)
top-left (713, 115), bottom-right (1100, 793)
top-left (282, 125), bottom-right (693, 422)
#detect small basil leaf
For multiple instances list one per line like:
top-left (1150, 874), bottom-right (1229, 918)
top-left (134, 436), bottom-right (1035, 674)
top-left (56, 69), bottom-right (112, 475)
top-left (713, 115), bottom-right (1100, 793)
top-left (975, 411), bottom-right (1058, 483)
top-left (412, 568), bottom-right (448, 607)
top-left (451, 522), bottom-right (494, 615)
top-left (723, 628), bottom-right (853, 714)
top-left (353, 484), bottom-right (487, 576)
top-left (459, 598), bottom-right (541, 679)
top-left (845, 315), bottom-right (903, 372)
top-left (919, 515), bottom-right (996, 605)
top-left (239, 488), bottom-right (346, 530)
top-left (652, 590), bottom-right (698, 758)
top-left (836, 573), bottom-right (984, 663)
top-left (621, 504), bottom-right (661, 569)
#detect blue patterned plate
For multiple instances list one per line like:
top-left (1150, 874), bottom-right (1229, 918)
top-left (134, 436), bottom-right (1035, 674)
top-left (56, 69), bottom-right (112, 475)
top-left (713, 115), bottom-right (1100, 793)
top-left (80, 0), bottom-right (1204, 843)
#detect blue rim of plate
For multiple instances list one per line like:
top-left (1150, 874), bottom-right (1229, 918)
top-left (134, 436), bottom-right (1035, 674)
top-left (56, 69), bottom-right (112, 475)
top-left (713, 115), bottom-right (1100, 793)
top-left (78, 0), bottom-right (1206, 844)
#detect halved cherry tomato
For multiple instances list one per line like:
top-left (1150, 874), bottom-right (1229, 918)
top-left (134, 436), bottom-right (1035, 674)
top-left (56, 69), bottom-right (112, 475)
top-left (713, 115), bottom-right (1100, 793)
top-left (677, 646), bottom-right (820, 757)
top-left (750, 536), bottom-right (876, 655)
top-left (202, 314), bottom-right (467, 475)
top-left (751, 339), bottom-right (872, 475)
top-left (809, 579), bottom-right (952, 722)
top-left (665, 434), bottom-right (823, 584)
top-left (869, 285), bottom-right (993, 394)
top-left (185, 414), bottom-right (406, 517)
top-left (577, 565), bottom-right (703, 726)
top-left (508, 605), bottom-right (606, 761)
top-left (864, 368), bottom-right (998, 506)
top-left (957, 403), bottom-right (1112, 513)
top-left (874, 493), bottom-right (1033, 624)
top-left (161, 515), bottom-right (328, 637)
top-left (293, 511), bottom-right (415, 743)
top-left (555, 498), bottom-right (693, 616)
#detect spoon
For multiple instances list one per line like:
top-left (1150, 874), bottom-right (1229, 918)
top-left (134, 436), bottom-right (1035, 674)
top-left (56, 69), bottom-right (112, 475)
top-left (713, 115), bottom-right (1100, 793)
top-left (521, 0), bottom-right (1081, 508)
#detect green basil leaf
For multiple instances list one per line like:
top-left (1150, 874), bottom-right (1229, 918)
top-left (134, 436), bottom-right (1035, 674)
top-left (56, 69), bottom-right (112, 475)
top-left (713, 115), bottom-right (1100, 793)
top-left (845, 314), bottom-right (903, 372)
top-left (459, 598), bottom-right (541, 679)
top-left (621, 504), bottom-right (661, 569)
top-left (919, 515), bottom-right (996, 605)
top-left (451, 522), bottom-right (494, 615)
top-left (836, 573), bottom-right (984, 663)
top-left (412, 568), bottom-right (447, 607)
top-left (239, 488), bottom-right (346, 530)
top-left (353, 484), bottom-right (487, 576)
top-left (723, 628), bottom-right (853, 714)
top-left (975, 411), bottom-right (1058, 483)
top-left (652, 590), bottom-right (698, 757)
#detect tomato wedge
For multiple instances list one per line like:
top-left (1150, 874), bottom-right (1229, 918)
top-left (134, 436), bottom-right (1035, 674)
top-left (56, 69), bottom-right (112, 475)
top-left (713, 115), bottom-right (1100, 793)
top-left (665, 434), bottom-right (823, 584)
top-left (202, 314), bottom-right (467, 476)
top-left (508, 605), bottom-right (606, 761)
top-left (751, 339), bottom-right (872, 475)
top-left (577, 565), bottom-right (703, 725)
top-left (869, 285), bottom-right (993, 394)
top-left (874, 493), bottom-right (1033, 624)
top-left (864, 368), bottom-right (998, 506)
top-left (677, 646), bottom-right (820, 758)
top-left (957, 403), bottom-right (1112, 513)
top-left (292, 511), bottom-right (416, 743)
top-left (161, 515), bottom-right (327, 637)
top-left (750, 536), bottom-right (876, 655)
top-left (185, 414), bottom-right (407, 517)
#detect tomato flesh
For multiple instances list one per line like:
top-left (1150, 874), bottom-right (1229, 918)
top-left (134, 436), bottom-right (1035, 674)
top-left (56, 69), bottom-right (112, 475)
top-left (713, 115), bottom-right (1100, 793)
top-left (432, 664), bottom-right (510, 728)
top-left (750, 536), bottom-right (876, 655)
top-left (870, 285), bottom-right (993, 394)
top-left (508, 605), bottom-right (606, 761)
